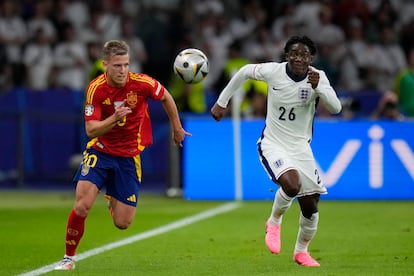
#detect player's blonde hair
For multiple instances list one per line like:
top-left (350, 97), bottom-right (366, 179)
top-left (102, 40), bottom-right (130, 61)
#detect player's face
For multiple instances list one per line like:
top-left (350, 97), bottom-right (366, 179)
top-left (104, 54), bottom-right (129, 87)
top-left (286, 43), bottom-right (312, 76)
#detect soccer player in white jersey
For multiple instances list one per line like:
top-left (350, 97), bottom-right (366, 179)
top-left (211, 35), bottom-right (342, 267)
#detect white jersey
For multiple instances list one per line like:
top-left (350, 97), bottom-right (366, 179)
top-left (217, 62), bottom-right (342, 159)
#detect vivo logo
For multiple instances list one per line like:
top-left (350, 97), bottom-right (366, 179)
top-left (318, 125), bottom-right (414, 188)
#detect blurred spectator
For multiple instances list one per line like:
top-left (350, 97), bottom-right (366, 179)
top-left (0, 43), bottom-right (9, 91)
top-left (339, 97), bottom-right (362, 120)
top-left (0, 0), bottom-right (27, 87)
top-left (94, 0), bottom-right (122, 41)
top-left (53, 21), bottom-right (87, 91)
top-left (314, 3), bottom-right (346, 45)
top-left (242, 24), bottom-right (278, 62)
top-left (270, 1), bottom-right (296, 42)
top-left (371, 91), bottom-right (404, 120)
top-left (244, 81), bottom-right (267, 118)
top-left (373, 24), bottom-right (407, 92)
top-left (394, 46), bottom-right (414, 117)
top-left (399, 19), bottom-right (414, 58)
top-left (197, 7), bottom-right (233, 89)
top-left (397, 1), bottom-right (414, 28)
top-left (271, 20), bottom-right (297, 62)
top-left (334, 0), bottom-right (371, 31)
top-left (61, 0), bottom-right (89, 33)
top-left (337, 17), bottom-right (378, 91)
top-left (22, 28), bottom-right (54, 90)
top-left (366, 0), bottom-right (398, 41)
top-left (26, 0), bottom-right (56, 43)
top-left (0, 0), bottom-right (412, 121)
top-left (122, 0), bottom-right (142, 18)
top-left (77, 8), bottom-right (102, 44)
top-left (214, 40), bottom-right (266, 118)
top-left (136, 6), bottom-right (176, 84)
top-left (119, 16), bottom-right (147, 73)
top-left (194, 0), bottom-right (225, 16)
top-left (313, 43), bottom-right (340, 88)
top-left (86, 41), bottom-right (104, 82)
top-left (292, 0), bottom-right (321, 39)
top-left (229, 0), bottom-right (266, 41)
top-left (213, 40), bottom-right (249, 102)
top-left (313, 3), bottom-right (347, 88)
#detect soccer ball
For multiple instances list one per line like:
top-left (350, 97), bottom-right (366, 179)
top-left (173, 48), bottom-right (209, 84)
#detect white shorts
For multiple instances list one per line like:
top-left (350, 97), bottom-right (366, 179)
top-left (258, 144), bottom-right (327, 197)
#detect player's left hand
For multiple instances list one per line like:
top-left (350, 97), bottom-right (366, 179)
top-left (307, 67), bottom-right (319, 89)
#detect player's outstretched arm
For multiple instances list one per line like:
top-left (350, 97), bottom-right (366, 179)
top-left (216, 64), bottom-right (255, 108)
top-left (161, 90), bottom-right (192, 147)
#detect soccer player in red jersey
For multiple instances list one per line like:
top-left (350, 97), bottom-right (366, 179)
top-left (55, 40), bottom-right (191, 270)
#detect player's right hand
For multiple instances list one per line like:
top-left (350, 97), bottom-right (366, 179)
top-left (210, 103), bottom-right (227, 122)
top-left (173, 128), bottom-right (192, 147)
top-left (114, 99), bottom-right (132, 121)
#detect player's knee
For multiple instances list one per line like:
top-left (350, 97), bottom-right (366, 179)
top-left (73, 203), bottom-right (92, 217)
top-left (283, 183), bottom-right (301, 197)
top-left (301, 209), bottom-right (318, 219)
top-left (278, 171), bottom-right (301, 197)
top-left (114, 218), bottom-right (132, 230)
top-left (298, 195), bottom-right (319, 219)
top-left (115, 223), bottom-right (130, 230)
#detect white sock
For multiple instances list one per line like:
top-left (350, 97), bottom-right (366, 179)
top-left (268, 188), bottom-right (294, 226)
top-left (294, 212), bottom-right (319, 253)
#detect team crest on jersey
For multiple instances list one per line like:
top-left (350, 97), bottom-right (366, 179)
top-left (298, 87), bottom-right (311, 103)
top-left (274, 159), bottom-right (284, 168)
top-left (85, 104), bottom-right (94, 116)
top-left (126, 91), bottom-right (137, 108)
top-left (81, 163), bottom-right (90, 176)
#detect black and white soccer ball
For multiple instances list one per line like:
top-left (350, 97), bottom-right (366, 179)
top-left (173, 48), bottom-right (209, 84)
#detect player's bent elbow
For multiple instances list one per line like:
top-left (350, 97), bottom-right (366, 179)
top-left (85, 131), bottom-right (97, 140)
top-left (327, 103), bottom-right (342, 114)
top-left (332, 105), bottom-right (342, 114)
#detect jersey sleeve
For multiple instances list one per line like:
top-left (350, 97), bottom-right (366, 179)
top-left (84, 78), bottom-right (104, 121)
top-left (133, 73), bottom-right (165, 100)
top-left (313, 69), bottom-right (342, 114)
top-left (150, 79), bottom-right (165, 100)
top-left (216, 64), bottom-right (257, 108)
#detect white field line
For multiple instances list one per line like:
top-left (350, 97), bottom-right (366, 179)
top-left (17, 202), bottom-right (241, 276)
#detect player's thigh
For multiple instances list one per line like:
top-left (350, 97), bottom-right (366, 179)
top-left (74, 180), bottom-right (100, 215)
top-left (258, 146), bottom-right (296, 183)
top-left (106, 156), bottom-right (141, 207)
top-left (111, 199), bottom-right (136, 229)
top-left (295, 159), bottom-right (326, 197)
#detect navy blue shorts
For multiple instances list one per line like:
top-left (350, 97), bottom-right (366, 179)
top-left (73, 148), bottom-right (141, 207)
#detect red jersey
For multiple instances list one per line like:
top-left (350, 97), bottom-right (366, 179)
top-left (84, 72), bottom-right (165, 157)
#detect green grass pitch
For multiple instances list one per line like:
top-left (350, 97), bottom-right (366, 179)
top-left (1, 191), bottom-right (413, 275)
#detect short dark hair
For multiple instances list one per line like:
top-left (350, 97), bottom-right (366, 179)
top-left (284, 35), bottom-right (317, 55)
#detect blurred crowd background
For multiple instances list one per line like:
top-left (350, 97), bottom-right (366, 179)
top-left (1, 0), bottom-right (414, 191)
top-left (1, 0), bottom-right (414, 119)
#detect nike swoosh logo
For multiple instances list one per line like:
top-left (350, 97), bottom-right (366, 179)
top-left (272, 87), bottom-right (280, 91)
